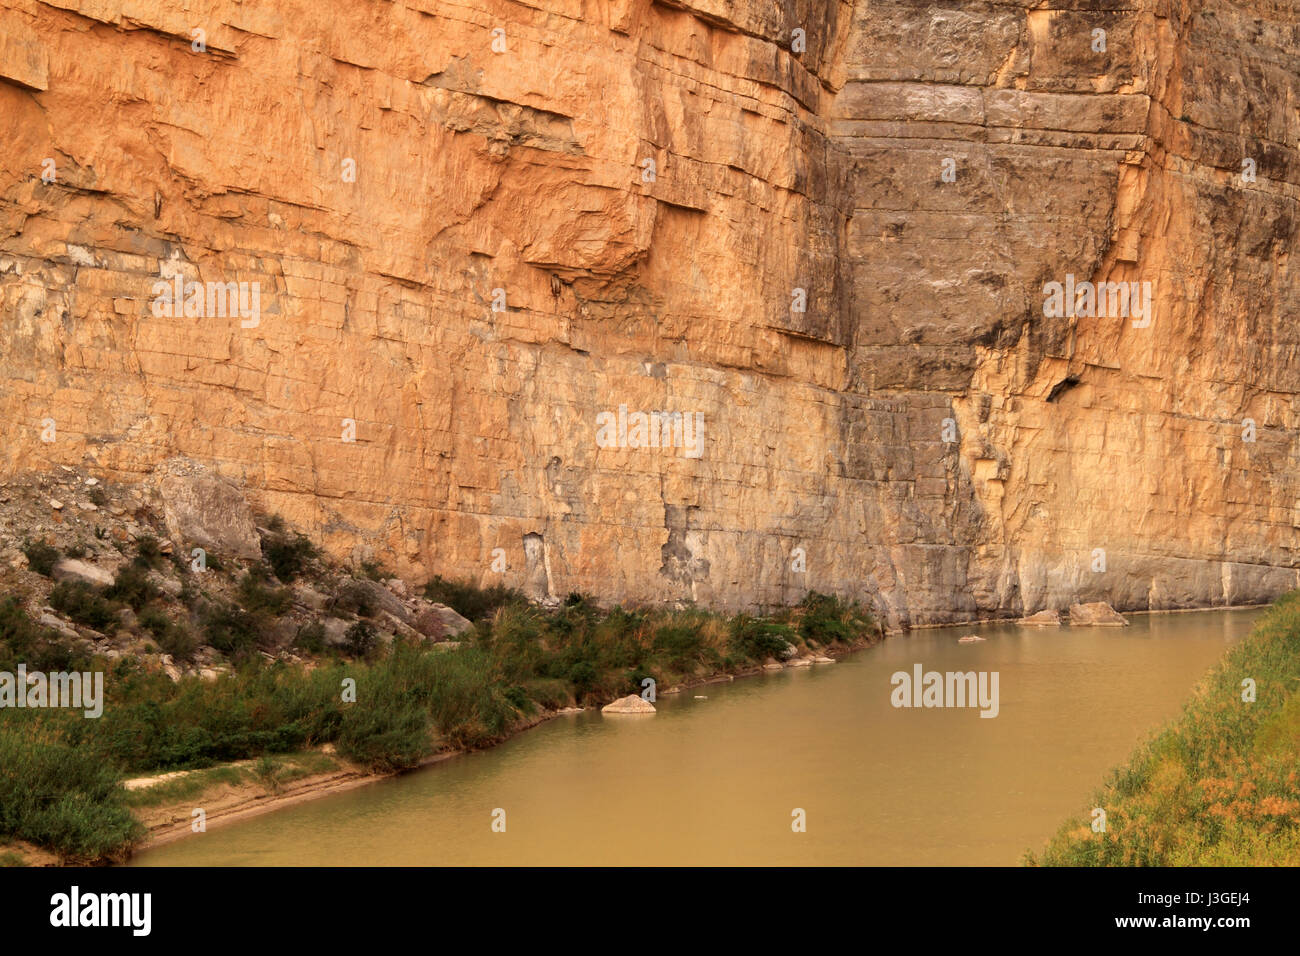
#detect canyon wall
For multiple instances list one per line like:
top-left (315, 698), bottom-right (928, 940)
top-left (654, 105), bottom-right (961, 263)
top-left (2, 0), bottom-right (1298, 627)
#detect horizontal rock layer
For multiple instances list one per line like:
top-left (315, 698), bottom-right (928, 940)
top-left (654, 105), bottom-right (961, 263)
top-left (2, 0), bottom-right (1299, 627)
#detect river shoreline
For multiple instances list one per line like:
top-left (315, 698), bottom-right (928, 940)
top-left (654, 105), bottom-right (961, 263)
top-left (901, 601), bottom-right (1271, 633)
top-left (126, 638), bottom-right (871, 860)
top-left (113, 602), bottom-right (1271, 862)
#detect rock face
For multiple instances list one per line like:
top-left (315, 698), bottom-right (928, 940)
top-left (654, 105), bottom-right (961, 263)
top-left (412, 602), bottom-right (473, 641)
top-left (3, 1), bottom-right (1300, 626)
top-left (152, 459), bottom-right (260, 560)
top-left (1068, 602), bottom-right (1130, 627)
top-left (601, 695), bottom-right (656, 715)
top-left (51, 558), bottom-right (114, 588)
top-left (354, 579), bottom-right (414, 625)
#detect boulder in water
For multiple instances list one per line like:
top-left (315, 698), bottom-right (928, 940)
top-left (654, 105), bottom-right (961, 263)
top-left (1068, 602), bottom-right (1129, 626)
top-left (1020, 609), bottom-right (1061, 626)
top-left (601, 694), bottom-right (656, 714)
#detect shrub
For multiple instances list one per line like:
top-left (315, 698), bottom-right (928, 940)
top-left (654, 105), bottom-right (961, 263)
top-left (105, 563), bottom-right (159, 612)
top-left (0, 595), bottom-right (43, 656)
top-left (653, 623), bottom-right (706, 671)
top-left (567, 660), bottom-right (598, 698)
top-left (133, 535), bottom-right (165, 570)
top-left (263, 531), bottom-right (317, 582)
top-left (200, 601), bottom-right (263, 659)
top-left (521, 677), bottom-right (572, 710)
top-left (423, 575), bottom-right (525, 621)
top-left (237, 570), bottom-right (293, 616)
top-left (345, 620), bottom-right (378, 658)
top-left (332, 579), bottom-right (376, 618)
top-left (157, 624), bottom-right (198, 664)
top-left (21, 540), bottom-right (59, 577)
top-left (730, 616), bottom-right (796, 661)
top-left (134, 605), bottom-right (196, 663)
top-left (137, 605), bottom-right (171, 637)
top-left (797, 591), bottom-right (874, 646)
top-left (359, 559), bottom-right (390, 581)
top-left (48, 582), bottom-right (120, 632)
top-left (503, 684), bottom-right (533, 713)
top-left (294, 621), bottom-right (326, 654)
top-left (0, 596), bottom-right (87, 673)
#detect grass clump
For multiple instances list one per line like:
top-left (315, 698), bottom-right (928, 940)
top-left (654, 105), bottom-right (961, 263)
top-left (0, 728), bottom-right (143, 862)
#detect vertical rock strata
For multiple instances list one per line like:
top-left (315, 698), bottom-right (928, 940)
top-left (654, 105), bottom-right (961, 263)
top-left (1, 0), bottom-right (1297, 627)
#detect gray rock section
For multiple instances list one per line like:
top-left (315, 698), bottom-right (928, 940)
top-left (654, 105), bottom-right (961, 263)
top-left (153, 457), bottom-right (261, 560)
top-left (51, 557), bottom-right (114, 588)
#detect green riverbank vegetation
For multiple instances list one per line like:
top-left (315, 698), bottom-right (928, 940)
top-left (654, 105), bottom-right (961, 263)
top-left (1029, 591), bottom-right (1300, 866)
top-left (0, 575), bottom-right (878, 863)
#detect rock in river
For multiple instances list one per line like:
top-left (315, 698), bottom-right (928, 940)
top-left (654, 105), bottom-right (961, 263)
top-left (1020, 609), bottom-right (1062, 626)
top-left (1068, 602), bottom-right (1130, 626)
top-left (601, 694), bottom-right (656, 715)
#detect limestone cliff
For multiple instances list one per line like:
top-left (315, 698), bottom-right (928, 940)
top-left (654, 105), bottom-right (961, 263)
top-left (2, 0), bottom-right (1298, 627)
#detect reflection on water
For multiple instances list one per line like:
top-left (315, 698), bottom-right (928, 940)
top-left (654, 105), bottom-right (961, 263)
top-left (132, 609), bottom-right (1260, 866)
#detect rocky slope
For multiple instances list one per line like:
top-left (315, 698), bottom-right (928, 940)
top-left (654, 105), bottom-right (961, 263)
top-left (2, 0), bottom-right (1298, 627)
top-left (0, 461), bottom-right (473, 678)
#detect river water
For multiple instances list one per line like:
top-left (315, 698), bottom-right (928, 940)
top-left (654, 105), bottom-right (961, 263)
top-left (131, 608), bottom-right (1259, 866)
